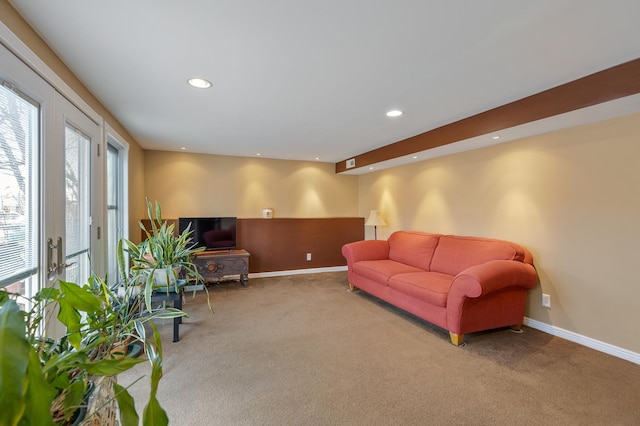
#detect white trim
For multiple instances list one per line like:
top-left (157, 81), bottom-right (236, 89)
top-left (249, 265), bottom-right (347, 279)
top-left (524, 317), bottom-right (640, 365)
top-left (105, 122), bottom-right (130, 150)
top-left (105, 123), bottom-right (129, 240)
top-left (0, 20), bottom-right (101, 124)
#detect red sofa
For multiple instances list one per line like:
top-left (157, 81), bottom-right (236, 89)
top-left (342, 231), bottom-right (538, 345)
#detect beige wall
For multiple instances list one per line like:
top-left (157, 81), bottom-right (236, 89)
top-left (358, 112), bottom-right (640, 353)
top-left (143, 151), bottom-right (359, 219)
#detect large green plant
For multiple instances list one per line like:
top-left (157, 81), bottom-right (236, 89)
top-left (0, 270), bottom-right (184, 426)
top-left (121, 198), bottom-right (210, 313)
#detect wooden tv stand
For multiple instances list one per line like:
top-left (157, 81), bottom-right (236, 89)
top-left (193, 249), bottom-right (250, 287)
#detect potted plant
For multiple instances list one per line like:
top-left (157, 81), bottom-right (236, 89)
top-left (121, 198), bottom-right (206, 312)
top-left (0, 267), bottom-right (184, 425)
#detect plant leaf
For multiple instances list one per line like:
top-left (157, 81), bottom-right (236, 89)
top-left (56, 296), bottom-right (82, 349)
top-left (114, 382), bottom-right (140, 426)
top-left (142, 323), bottom-right (168, 426)
top-left (134, 319), bottom-right (146, 342)
top-left (142, 395), bottom-right (169, 426)
top-left (143, 308), bottom-right (188, 320)
top-left (23, 348), bottom-right (56, 426)
top-left (117, 238), bottom-right (129, 286)
top-left (63, 379), bottom-right (86, 420)
top-left (0, 300), bottom-right (29, 426)
top-left (59, 281), bottom-right (102, 313)
top-left (0, 300), bottom-right (56, 426)
top-left (80, 357), bottom-right (146, 376)
top-left (34, 287), bottom-right (59, 302)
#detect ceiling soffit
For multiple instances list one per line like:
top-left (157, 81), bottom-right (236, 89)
top-left (336, 58), bottom-right (640, 174)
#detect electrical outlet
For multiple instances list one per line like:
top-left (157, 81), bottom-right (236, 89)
top-left (306, 253), bottom-right (312, 261)
top-left (542, 293), bottom-right (551, 308)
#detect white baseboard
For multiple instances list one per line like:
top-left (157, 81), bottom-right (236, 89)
top-left (524, 317), bottom-right (640, 365)
top-left (248, 265), bottom-right (347, 279)
top-left (183, 266), bottom-right (347, 290)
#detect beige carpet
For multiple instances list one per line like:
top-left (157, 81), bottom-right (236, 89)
top-left (119, 272), bottom-right (640, 425)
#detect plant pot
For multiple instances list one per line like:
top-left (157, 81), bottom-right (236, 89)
top-left (116, 283), bottom-right (143, 298)
top-left (84, 376), bottom-right (118, 425)
top-left (150, 266), bottom-right (181, 289)
top-left (110, 336), bottom-right (134, 360)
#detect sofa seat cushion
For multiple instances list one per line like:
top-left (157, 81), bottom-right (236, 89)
top-left (388, 271), bottom-right (453, 307)
top-left (352, 260), bottom-right (424, 285)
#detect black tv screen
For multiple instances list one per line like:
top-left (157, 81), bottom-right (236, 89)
top-left (178, 217), bottom-right (237, 251)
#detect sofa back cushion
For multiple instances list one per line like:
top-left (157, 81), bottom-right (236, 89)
top-left (388, 231), bottom-right (439, 271)
top-left (430, 235), bottom-right (525, 276)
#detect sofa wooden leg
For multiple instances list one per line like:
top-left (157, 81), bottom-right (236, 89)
top-left (449, 332), bottom-right (464, 346)
top-left (509, 324), bottom-right (523, 333)
top-left (348, 283), bottom-right (357, 292)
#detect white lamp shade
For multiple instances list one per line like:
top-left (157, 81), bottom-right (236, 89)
top-left (365, 210), bottom-right (386, 227)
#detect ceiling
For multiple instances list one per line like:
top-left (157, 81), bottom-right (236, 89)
top-left (8, 1), bottom-right (640, 169)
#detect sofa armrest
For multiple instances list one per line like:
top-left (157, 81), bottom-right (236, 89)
top-left (449, 260), bottom-right (538, 299)
top-left (342, 240), bottom-right (390, 265)
top-left (446, 260), bottom-right (538, 337)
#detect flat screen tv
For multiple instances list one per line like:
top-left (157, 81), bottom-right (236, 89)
top-left (178, 217), bottom-right (237, 251)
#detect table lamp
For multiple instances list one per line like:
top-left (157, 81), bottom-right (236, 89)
top-left (365, 210), bottom-right (386, 240)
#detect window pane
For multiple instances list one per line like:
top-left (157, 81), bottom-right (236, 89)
top-left (106, 143), bottom-right (119, 284)
top-left (65, 124), bottom-right (90, 283)
top-left (0, 83), bottom-right (38, 292)
top-left (107, 144), bottom-right (117, 206)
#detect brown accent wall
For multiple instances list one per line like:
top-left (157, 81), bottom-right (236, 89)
top-left (141, 217), bottom-right (364, 273)
top-left (237, 218), bottom-right (363, 273)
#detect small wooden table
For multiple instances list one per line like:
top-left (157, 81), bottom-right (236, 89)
top-left (193, 249), bottom-right (250, 287)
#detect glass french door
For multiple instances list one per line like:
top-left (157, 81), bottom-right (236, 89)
top-left (0, 42), bottom-right (102, 318)
top-left (53, 94), bottom-right (100, 284)
top-left (0, 42), bottom-right (50, 309)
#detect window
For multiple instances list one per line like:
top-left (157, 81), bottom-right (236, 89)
top-left (106, 129), bottom-right (128, 285)
top-left (106, 142), bottom-right (119, 283)
top-left (0, 80), bottom-right (39, 306)
top-left (64, 123), bottom-right (92, 285)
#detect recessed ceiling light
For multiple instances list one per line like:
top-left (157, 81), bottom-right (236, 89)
top-left (412, 155), bottom-right (418, 159)
top-left (315, 157), bottom-right (320, 161)
top-left (187, 78), bottom-right (212, 89)
top-left (256, 153), bottom-right (261, 156)
top-left (180, 147), bottom-right (186, 150)
top-left (369, 166), bottom-right (374, 170)
top-left (386, 110), bottom-right (403, 117)
top-left (492, 135), bottom-right (500, 140)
